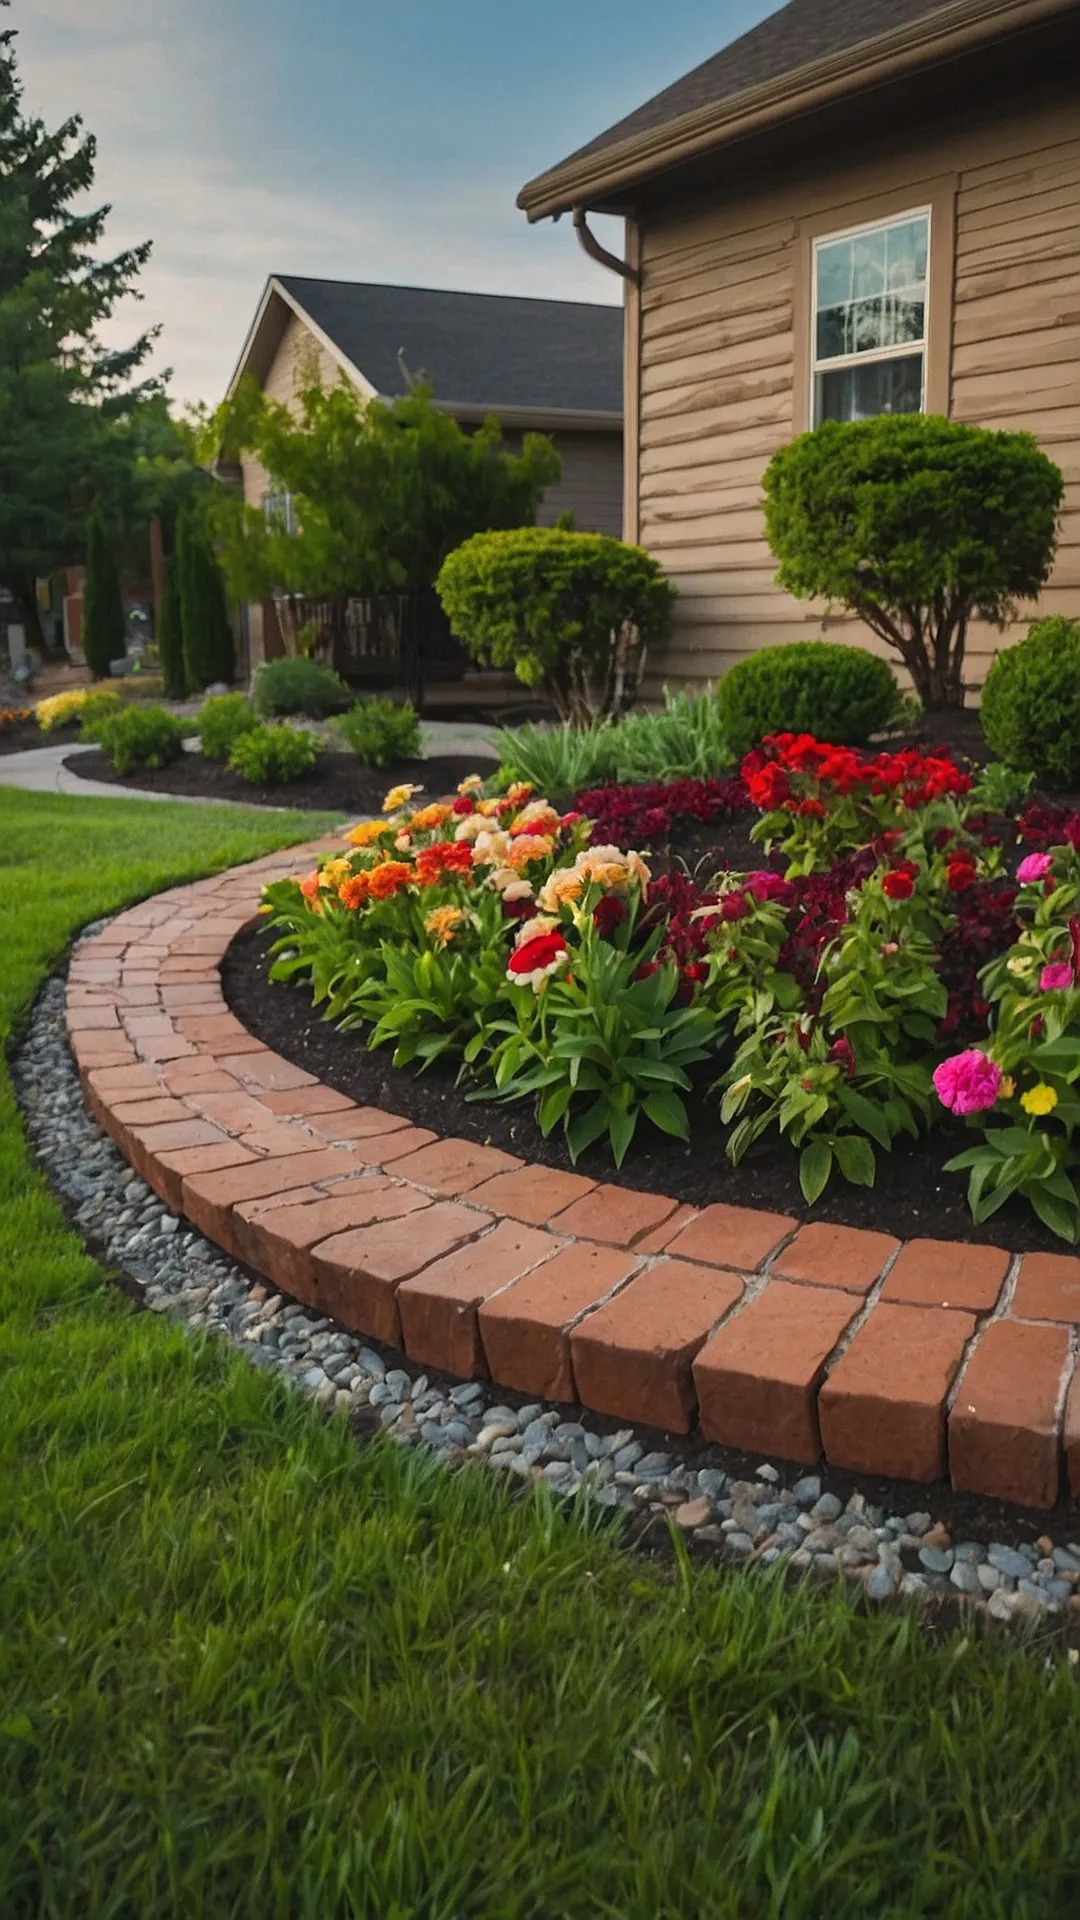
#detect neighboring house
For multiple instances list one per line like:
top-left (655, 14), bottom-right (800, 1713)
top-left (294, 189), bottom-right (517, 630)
top-left (226, 276), bottom-right (623, 670)
top-left (519, 0), bottom-right (1080, 692)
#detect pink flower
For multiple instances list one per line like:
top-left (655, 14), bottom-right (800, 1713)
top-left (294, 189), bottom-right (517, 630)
top-left (1017, 852), bottom-right (1053, 884)
top-left (932, 1049), bottom-right (1002, 1116)
top-left (1039, 962), bottom-right (1074, 991)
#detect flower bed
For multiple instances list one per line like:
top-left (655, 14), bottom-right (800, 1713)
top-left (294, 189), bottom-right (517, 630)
top-left (260, 737), bottom-right (1080, 1248)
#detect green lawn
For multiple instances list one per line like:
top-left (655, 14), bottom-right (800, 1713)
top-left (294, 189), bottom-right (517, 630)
top-left (1, 788), bottom-right (1079, 1918)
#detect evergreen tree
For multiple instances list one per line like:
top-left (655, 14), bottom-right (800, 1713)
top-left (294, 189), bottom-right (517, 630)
top-left (0, 6), bottom-right (158, 650)
top-left (156, 541), bottom-right (185, 698)
top-left (177, 504), bottom-right (234, 690)
top-left (81, 509), bottom-right (124, 679)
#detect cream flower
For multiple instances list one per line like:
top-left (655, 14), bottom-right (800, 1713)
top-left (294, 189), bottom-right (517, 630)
top-left (471, 828), bottom-right (511, 866)
top-left (457, 774), bottom-right (485, 794)
top-left (382, 782), bottom-right (423, 813)
top-left (537, 865), bottom-right (587, 913)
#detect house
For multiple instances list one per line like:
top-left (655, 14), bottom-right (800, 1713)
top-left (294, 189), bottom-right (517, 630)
top-left (519, 0), bottom-right (1080, 693)
top-left (226, 276), bottom-right (623, 672)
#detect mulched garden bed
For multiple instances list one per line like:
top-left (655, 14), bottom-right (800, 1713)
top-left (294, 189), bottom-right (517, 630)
top-left (223, 910), bottom-right (1067, 1257)
top-left (0, 716), bottom-right (50, 756)
top-left (65, 748), bottom-right (494, 814)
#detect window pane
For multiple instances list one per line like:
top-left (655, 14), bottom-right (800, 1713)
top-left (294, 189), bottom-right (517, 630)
top-left (814, 352), bottom-right (924, 424)
top-left (885, 218), bottom-right (928, 292)
top-left (814, 213), bottom-right (929, 363)
top-left (816, 237), bottom-right (853, 310)
top-left (850, 229), bottom-right (886, 301)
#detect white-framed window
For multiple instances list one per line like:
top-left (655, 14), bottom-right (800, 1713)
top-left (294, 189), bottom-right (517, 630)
top-left (261, 487), bottom-right (297, 534)
top-left (811, 207), bottom-right (930, 426)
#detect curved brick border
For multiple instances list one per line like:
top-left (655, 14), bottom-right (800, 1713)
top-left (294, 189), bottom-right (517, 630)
top-left (66, 839), bottom-right (1080, 1512)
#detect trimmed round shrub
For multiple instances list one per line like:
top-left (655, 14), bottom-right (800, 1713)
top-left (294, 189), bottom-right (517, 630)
top-left (228, 723), bottom-right (322, 785)
top-left (198, 692), bottom-right (257, 762)
top-left (74, 688), bottom-right (124, 739)
top-left (980, 617), bottom-right (1080, 787)
top-left (717, 641), bottom-right (901, 755)
top-left (335, 697), bottom-right (422, 768)
top-left (252, 656), bottom-right (350, 720)
top-left (436, 527), bottom-right (674, 723)
top-left (97, 704), bottom-right (185, 776)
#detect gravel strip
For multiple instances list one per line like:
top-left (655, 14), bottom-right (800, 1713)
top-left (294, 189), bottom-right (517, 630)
top-left (14, 930), bottom-right (1080, 1634)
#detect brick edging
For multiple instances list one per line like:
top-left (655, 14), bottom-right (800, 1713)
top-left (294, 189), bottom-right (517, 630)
top-left (65, 839), bottom-right (1080, 1511)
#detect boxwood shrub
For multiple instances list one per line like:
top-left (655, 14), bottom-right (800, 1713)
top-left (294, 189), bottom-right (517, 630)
top-left (980, 616), bottom-right (1080, 787)
top-left (198, 692), bottom-right (257, 762)
top-left (335, 697), bottom-right (422, 768)
top-left (97, 705), bottom-right (186, 775)
top-left (228, 723), bottom-right (322, 785)
top-left (252, 656), bottom-right (350, 720)
top-left (717, 641), bottom-right (902, 756)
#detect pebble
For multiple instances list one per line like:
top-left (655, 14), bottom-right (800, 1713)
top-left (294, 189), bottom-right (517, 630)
top-left (18, 958), bottom-right (1079, 1641)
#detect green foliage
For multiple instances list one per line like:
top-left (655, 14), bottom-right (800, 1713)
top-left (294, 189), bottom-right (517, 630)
top-left (96, 703), bottom-right (185, 775)
top-left (0, 21), bottom-right (158, 650)
top-left (718, 642), bottom-right (901, 756)
top-left (176, 502), bottom-right (234, 691)
top-left (207, 375), bottom-right (561, 618)
top-left (80, 510), bottom-right (125, 679)
top-left (334, 696), bottom-right (422, 768)
top-left (437, 527), bottom-right (675, 723)
top-left (495, 688), bottom-right (732, 792)
top-left (980, 617), bottom-right (1080, 788)
top-left (74, 688), bottom-right (123, 740)
top-left (251, 655), bottom-right (350, 719)
top-left (197, 692), bottom-right (256, 762)
top-left (763, 415), bottom-right (1063, 709)
top-left (156, 545), bottom-right (186, 699)
top-left (228, 723), bottom-right (322, 785)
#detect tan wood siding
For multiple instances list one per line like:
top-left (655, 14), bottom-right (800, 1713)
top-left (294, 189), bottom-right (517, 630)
top-left (536, 430), bottom-right (623, 537)
top-left (637, 89), bottom-right (1080, 694)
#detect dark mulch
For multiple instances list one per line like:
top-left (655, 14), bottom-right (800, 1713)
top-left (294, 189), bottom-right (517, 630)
top-left (0, 718), bottom-right (50, 756)
top-left (223, 915), bottom-right (1068, 1257)
top-left (65, 748), bottom-right (494, 815)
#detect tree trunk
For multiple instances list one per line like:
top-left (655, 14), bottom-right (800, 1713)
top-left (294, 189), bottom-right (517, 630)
top-left (8, 576), bottom-right (56, 660)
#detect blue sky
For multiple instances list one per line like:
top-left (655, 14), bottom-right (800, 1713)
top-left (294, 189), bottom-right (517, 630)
top-left (18, 0), bottom-right (777, 403)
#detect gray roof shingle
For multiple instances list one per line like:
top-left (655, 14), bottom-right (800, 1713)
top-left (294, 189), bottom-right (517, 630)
top-left (542, 0), bottom-right (962, 172)
top-left (275, 277), bottom-right (623, 416)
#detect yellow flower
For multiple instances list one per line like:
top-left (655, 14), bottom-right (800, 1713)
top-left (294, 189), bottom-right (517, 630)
top-left (410, 803), bottom-right (452, 831)
top-left (476, 797), bottom-right (503, 817)
top-left (424, 905), bottom-right (465, 947)
top-left (382, 782), bottom-right (423, 813)
top-left (319, 858), bottom-right (352, 890)
top-left (506, 781), bottom-right (533, 806)
top-left (345, 819), bottom-right (390, 848)
top-left (457, 774), bottom-right (484, 794)
top-left (1020, 1083), bottom-right (1058, 1117)
top-left (998, 1075), bottom-right (1016, 1100)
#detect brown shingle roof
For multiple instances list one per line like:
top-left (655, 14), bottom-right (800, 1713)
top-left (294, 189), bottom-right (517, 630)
top-left (522, 0), bottom-right (968, 203)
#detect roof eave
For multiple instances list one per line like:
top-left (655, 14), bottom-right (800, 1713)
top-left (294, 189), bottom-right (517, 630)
top-left (517, 0), bottom-right (1075, 219)
top-left (430, 400), bottom-right (623, 431)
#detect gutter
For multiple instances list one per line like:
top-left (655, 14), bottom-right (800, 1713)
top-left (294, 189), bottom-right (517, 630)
top-left (430, 400), bottom-right (623, 431)
top-left (518, 0), bottom-right (1077, 219)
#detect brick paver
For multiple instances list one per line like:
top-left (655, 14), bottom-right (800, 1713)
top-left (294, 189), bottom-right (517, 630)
top-left (693, 1280), bottom-right (858, 1462)
top-left (398, 1219), bottom-right (564, 1377)
top-left (948, 1319), bottom-right (1072, 1508)
top-left (570, 1258), bottom-right (744, 1432)
top-left (663, 1202), bottom-right (795, 1273)
top-left (1011, 1252), bottom-right (1080, 1324)
top-left (819, 1302), bottom-right (976, 1482)
top-left (773, 1221), bottom-right (899, 1295)
top-left (312, 1202), bottom-right (493, 1347)
top-left (478, 1242), bottom-right (639, 1401)
top-left (547, 1183), bottom-right (678, 1248)
top-left (879, 1239), bottom-right (1010, 1314)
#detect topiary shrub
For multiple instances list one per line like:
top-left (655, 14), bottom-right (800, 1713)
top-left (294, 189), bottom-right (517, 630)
top-left (228, 723), bottom-right (322, 785)
top-left (74, 688), bottom-right (124, 739)
top-left (436, 527), bottom-right (675, 724)
top-left (718, 642), bottom-right (902, 755)
top-left (176, 502), bottom-right (235, 691)
top-left (251, 656), bottom-right (350, 720)
top-left (97, 704), bottom-right (185, 775)
top-left (763, 415), bottom-right (1064, 710)
top-left (198, 692), bottom-right (257, 762)
top-left (980, 617), bottom-right (1080, 788)
top-left (335, 697), bottom-right (422, 768)
top-left (157, 546), bottom-right (186, 699)
top-left (81, 508), bottom-right (125, 681)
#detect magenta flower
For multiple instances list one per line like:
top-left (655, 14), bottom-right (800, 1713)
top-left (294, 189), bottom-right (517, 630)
top-left (932, 1049), bottom-right (1002, 1116)
top-left (1039, 962), bottom-right (1074, 991)
top-left (1017, 852), bottom-right (1053, 884)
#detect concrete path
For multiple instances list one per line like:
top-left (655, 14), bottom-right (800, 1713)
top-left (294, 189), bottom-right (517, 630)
top-left (0, 720), bottom-right (502, 808)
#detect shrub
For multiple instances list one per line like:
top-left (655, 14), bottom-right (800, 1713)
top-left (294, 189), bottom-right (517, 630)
top-left (228, 723), bottom-right (322, 785)
top-left (198, 692), bottom-right (257, 762)
top-left (252, 656), bottom-right (350, 720)
top-left (335, 697), bottom-right (423, 768)
top-left (36, 688), bottom-right (98, 733)
top-left (75, 688), bottom-right (124, 739)
top-left (176, 502), bottom-right (235, 690)
top-left (436, 527), bottom-right (675, 724)
top-left (980, 617), bottom-right (1080, 788)
top-left (97, 704), bottom-right (185, 775)
top-left (763, 416), bottom-right (1063, 710)
top-left (157, 547), bottom-right (186, 699)
top-left (718, 642), bottom-right (901, 756)
top-left (81, 508), bottom-right (125, 680)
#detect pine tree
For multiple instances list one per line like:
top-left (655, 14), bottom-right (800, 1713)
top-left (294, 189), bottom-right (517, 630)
top-left (0, 7), bottom-right (158, 650)
top-left (177, 504), bottom-right (235, 691)
top-left (81, 509), bottom-right (124, 679)
top-left (156, 542), bottom-right (186, 699)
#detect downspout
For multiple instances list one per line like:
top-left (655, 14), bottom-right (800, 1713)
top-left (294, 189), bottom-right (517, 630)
top-left (572, 206), bottom-right (640, 284)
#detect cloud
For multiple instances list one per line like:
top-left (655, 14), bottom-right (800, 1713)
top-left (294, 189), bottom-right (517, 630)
top-left (16, 0), bottom-right (622, 407)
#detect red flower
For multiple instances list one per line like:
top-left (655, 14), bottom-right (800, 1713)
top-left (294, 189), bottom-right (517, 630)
top-left (683, 962), bottom-right (708, 983)
top-left (507, 930), bottom-right (568, 975)
top-left (414, 839), bottom-right (474, 886)
top-left (592, 895), bottom-right (627, 938)
top-left (828, 1035), bottom-right (856, 1078)
top-left (720, 892), bottom-right (749, 922)
top-left (797, 798), bottom-right (826, 819)
top-left (882, 869), bottom-right (914, 900)
top-left (451, 795), bottom-right (475, 816)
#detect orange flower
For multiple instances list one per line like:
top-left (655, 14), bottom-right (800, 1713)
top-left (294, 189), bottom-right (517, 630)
top-left (299, 870), bottom-right (322, 901)
top-left (339, 873), bottom-right (371, 910)
top-left (410, 803), bottom-right (452, 832)
top-left (345, 820), bottom-right (390, 848)
top-left (511, 801), bottom-right (560, 836)
top-left (366, 860), bottom-right (414, 901)
top-left (537, 865), bottom-right (586, 912)
top-left (505, 833), bottom-right (554, 871)
top-left (506, 781), bottom-right (533, 806)
top-left (414, 840), bottom-right (474, 886)
top-left (424, 904), bottom-right (465, 946)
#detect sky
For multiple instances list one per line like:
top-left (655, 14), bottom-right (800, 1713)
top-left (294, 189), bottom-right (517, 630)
top-left (15, 0), bottom-right (777, 405)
